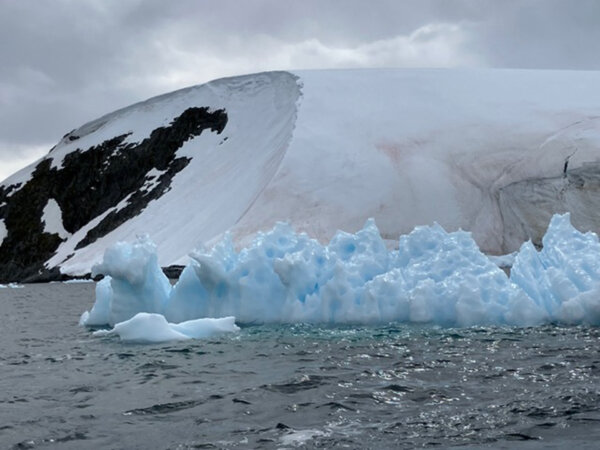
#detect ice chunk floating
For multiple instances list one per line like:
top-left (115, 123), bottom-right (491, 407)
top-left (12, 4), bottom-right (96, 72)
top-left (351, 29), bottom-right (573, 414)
top-left (81, 214), bottom-right (600, 329)
top-left (92, 313), bottom-right (239, 344)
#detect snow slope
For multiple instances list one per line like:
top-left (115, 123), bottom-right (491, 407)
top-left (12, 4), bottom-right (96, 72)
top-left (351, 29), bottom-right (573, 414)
top-left (2, 68), bottom-right (600, 277)
top-left (41, 199), bottom-right (71, 239)
top-left (44, 71), bottom-right (300, 275)
top-left (229, 69), bottom-right (600, 253)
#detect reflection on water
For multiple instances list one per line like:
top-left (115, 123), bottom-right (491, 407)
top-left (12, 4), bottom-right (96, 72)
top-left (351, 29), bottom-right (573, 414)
top-left (1, 283), bottom-right (600, 449)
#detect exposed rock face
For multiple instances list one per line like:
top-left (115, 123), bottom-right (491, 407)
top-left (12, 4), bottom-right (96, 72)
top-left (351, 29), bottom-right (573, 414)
top-left (498, 162), bottom-right (600, 251)
top-left (0, 107), bottom-right (227, 282)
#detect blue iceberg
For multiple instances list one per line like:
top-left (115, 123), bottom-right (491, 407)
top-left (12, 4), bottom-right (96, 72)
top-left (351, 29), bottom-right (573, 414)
top-left (81, 214), bottom-right (600, 329)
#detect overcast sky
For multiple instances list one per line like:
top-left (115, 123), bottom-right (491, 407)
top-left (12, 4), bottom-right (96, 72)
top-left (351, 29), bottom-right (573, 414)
top-left (1, 0), bottom-right (599, 181)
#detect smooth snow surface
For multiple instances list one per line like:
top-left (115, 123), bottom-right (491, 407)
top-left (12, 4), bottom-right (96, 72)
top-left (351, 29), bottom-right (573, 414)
top-left (82, 213), bottom-right (600, 328)
top-left (92, 313), bottom-right (239, 343)
top-left (0, 219), bottom-right (6, 246)
top-left (229, 69), bottom-right (600, 254)
top-left (1, 69), bottom-right (596, 277)
top-left (42, 199), bottom-right (70, 239)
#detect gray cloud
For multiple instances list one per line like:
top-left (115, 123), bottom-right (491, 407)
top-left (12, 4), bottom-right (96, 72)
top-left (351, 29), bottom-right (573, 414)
top-left (1, 0), bottom-right (599, 180)
top-left (469, 0), bottom-right (600, 69)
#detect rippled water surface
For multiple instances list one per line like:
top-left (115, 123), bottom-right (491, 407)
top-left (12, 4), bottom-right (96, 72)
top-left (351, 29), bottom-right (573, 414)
top-left (2, 283), bottom-right (600, 449)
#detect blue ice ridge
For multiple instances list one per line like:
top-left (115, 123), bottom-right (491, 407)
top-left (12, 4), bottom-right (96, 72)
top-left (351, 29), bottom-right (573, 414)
top-left (81, 214), bottom-right (600, 327)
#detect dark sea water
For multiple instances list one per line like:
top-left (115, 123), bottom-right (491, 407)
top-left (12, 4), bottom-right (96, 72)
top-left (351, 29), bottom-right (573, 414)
top-left (2, 283), bottom-right (600, 449)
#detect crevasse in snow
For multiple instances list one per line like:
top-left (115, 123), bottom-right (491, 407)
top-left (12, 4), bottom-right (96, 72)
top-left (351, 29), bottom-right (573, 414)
top-left (82, 213), bottom-right (600, 329)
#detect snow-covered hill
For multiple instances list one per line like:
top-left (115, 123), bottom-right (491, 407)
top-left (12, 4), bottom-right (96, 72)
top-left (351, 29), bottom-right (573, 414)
top-left (1, 69), bottom-right (600, 281)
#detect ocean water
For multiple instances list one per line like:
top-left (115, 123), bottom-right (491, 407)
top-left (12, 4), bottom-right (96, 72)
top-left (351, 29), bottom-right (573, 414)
top-left (1, 283), bottom-right (600, 449)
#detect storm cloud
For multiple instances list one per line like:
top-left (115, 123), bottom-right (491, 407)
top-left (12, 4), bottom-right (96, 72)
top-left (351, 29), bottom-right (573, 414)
top-left (1, 0), bottom-right (599, 180)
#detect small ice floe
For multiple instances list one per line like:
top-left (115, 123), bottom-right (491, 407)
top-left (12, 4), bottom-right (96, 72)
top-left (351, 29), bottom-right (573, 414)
top-left (1, 283), bottom-right (25, 289)
top-left (92, 312), bottom-right (239, 343)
